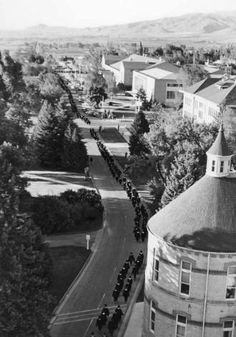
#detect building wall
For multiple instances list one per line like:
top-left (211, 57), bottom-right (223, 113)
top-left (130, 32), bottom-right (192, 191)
top-left (110, 67), bottom-right (122, 84)
top-left (132, 74), bottom-right (182, 106)
top-left (132, 71), bottom-right (155, 99)
top-left (123, 63), bottom-right (149, 87)
top-left (154, 79), bottom-right (182, 107)
top-left (182, 92), bottom-right (220, 124)
top-left (143, 230), bottom-right (236, 337)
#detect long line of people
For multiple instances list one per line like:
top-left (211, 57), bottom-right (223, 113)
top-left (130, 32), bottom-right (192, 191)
top-left (56, 74), bottom-right (91, 124)
top-left (90, 128), bottom-right (149, 243)
top-left (112, 251), bottom-right (144, 304)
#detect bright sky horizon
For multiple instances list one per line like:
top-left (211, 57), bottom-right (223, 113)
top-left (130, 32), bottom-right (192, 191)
top-left (1, 0), bottom-right (236, 30)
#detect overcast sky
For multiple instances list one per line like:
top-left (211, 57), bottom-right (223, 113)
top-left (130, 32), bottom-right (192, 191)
top-left (1, 0), bottom-right (236, 30)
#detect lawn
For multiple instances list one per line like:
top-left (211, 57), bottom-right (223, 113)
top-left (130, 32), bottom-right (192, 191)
top-left (49, 246), bottom-right (91, 303)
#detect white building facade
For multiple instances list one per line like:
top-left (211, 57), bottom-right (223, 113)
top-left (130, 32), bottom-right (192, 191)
top-left (143, 127), bottom-right (236, 337)
top-left (182, 76), bottom-right (236, 124)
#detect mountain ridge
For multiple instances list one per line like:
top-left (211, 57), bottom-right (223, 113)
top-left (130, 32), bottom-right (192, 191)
top-left (1, 11), bottom-right (236, 43)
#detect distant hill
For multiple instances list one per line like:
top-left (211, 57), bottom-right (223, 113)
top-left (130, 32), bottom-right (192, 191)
top-left (1, 11), bottom-right (236, 43)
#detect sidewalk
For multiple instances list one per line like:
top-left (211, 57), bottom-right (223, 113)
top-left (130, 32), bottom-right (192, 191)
top-left (123, 302), bottom-right (144, 337)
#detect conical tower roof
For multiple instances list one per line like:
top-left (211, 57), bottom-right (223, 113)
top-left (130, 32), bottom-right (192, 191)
top-left (207, 124), bottom-right (232, 156)
top-left (148, 125), bottom-right (236, 253)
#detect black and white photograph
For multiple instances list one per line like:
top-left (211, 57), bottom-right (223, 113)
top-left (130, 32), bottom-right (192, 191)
top-left (1, 0), bottom-right (236, 336)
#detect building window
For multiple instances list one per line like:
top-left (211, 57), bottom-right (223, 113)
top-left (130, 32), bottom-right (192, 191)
top-left (226, 266), bottom-right (236, 299)
top-left (212, 160), bottom-right (216, 172)
top-left (180, 260), bottom-right (191, 296)
top-left (153, 249), bottom-right (159, 282)
top-left (176, 314), bottom-right (187, 337)
top-left (167, 83), bottom-right (180, 87)
top-left (220, 161), bottom-right (224, 173)
top-left (223, 320), bottom-right (234, 337)
top-left (167, 91), bottom-right (175, 99)
top-left (150, 301), bottom-right (156, 333)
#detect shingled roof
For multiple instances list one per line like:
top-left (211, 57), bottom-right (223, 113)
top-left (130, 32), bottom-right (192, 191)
top-left (207, 125), bottom-right (232, 156)
top-left (148, 175), bottom-right (236, 252)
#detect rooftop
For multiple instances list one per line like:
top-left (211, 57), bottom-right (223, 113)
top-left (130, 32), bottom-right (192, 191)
top-left (182, 76), bottom-right (236, 105)
top-left (137, 61), bottom-right (180, 80)
top-left (207, 125), bottom-right (232, 156)
top-left (103, 54), bottom-right (124, 66)
top-left (148, 175), bottom-right (236, 252)
top-left (109, 54), bottom-right (160, 71)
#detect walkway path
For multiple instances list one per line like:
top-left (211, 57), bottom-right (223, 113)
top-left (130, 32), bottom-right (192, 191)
top-left (50, 118), bottom-right (146, 337)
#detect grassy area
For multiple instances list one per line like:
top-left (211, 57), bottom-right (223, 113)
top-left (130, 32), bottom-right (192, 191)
top-left (49, 246), bottom-right (91, 303)
top-left (101, 127), bottom-right (129, 169)
top-left (101, 127), bottom-right (127, 143)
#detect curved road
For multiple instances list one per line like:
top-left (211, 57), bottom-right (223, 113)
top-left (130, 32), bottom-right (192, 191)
top-left (50, 118), bottom-right (146, 337)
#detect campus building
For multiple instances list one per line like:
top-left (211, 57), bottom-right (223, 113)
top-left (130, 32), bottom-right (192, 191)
top-left (132, 62), bottom-right (182, 107)
top-left (102, 54), bottom-right (160, 87)
top-left (181, 75), bottom-right (236, 124)
top-left (143, 126), bottom-right (236, 337)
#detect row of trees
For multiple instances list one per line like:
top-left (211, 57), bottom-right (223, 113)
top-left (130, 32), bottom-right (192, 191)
top-left (0, 144), bottom-right (53, 336)
top-left (35, 97), bottom-right (88, 171)
top-left (0, 50), bottom-right (90, 336)
top-left (0, 50), bottom-right (54, 336)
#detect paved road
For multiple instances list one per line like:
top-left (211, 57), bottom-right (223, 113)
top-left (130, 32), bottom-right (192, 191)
top-left (50, 119), bottom-right (146, 337)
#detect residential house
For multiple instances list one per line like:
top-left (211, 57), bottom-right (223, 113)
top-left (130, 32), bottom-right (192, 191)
top-left (132, 61), bottom-right (182, 107)
top-left (181, 75), bottom-right (236, 123)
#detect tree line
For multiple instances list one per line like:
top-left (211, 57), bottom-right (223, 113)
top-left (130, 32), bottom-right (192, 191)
top-left (0, 49), bottom-right (91, 336)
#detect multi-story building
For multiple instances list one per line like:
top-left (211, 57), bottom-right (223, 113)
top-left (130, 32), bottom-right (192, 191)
top-left (101, 54), bottom-right (160, 87)
top-left (132, 62), bottom-right (182, 107)
top-left (143, 126), bottom-right (236, 337)
top-left (181, 75), bottom-right (236, 124)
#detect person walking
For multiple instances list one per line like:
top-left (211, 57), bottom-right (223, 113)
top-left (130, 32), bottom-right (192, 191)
top-left (108, 319), bottom-right (115, 336)
top-left (115, 305), bottom-right (124, 320)
top-left (101, 304), bottom-right (110, 317)
top-left (123, 287), bottom-right (129, 303)
top-left (128, 252), bottom-right (135, 265)
top-left (117, 272), bottom-right (124, 283)
top-left (132, 265), bottom-right (137, 280)
top-left (101, 312), bottom-right (107, 325)
top-left (115, 281), bottom-right (123, 292)
top-left (96, 315), bottom-right (103, 331)
top-left (127, 275), bottom-right (133, 287)
top-left (141, 230), bottom-right (146, 242)
top-left (134, 229), bottom-right (140, 242)
top-left (112, 288), bottom-right (119, 302)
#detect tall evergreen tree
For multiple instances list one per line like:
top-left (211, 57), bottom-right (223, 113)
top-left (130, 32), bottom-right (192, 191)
top-left (35, 100), bottom-right (68, 168)
top-left (0, 143), bottom-right (53, 337)
top-left (62, 122), bottom-right (88, 171)
top-left (129, 132), bottom-right (150, 157)
top-left (132, 110), bottom-right (150, 135)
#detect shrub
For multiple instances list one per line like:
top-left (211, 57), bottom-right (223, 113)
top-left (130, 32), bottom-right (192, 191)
top-left (31, 196), bottom-right (72, 234)
top-left (29, 189), bottom-right (104, 234)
